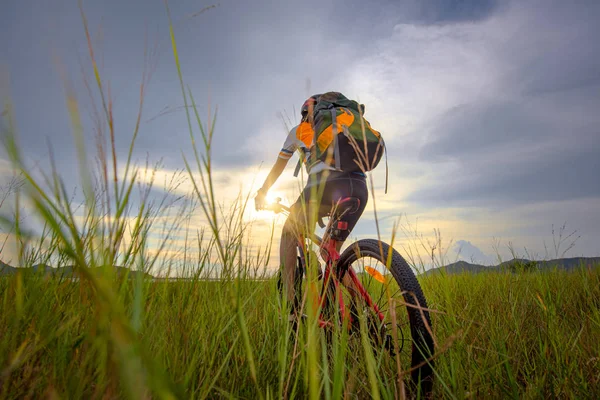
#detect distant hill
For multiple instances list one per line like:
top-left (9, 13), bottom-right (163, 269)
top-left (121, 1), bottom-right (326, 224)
top-left (426, 261), bottom-right (492, 275)
top-left (0, 261), bottom-right (153, 279)
top-left (428, 260), bottom-right (490, 274)
top-left (535, 257), bottom-right (600, 271)
top-left (426, 257), bottom-right (600, 275)
top-left (0, 260), bottom-right (16, 276)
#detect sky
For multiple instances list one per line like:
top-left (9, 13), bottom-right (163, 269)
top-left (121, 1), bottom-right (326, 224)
top-left (1, 0), bottom-right (599, 270)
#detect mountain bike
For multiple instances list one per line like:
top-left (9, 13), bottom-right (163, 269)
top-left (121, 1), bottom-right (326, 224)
top-left (267, 196), bottom-right (435, 394)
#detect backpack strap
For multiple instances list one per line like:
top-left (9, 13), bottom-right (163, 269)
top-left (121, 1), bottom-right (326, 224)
top-left (331, 108), bottom-right (341, 170)
top-left (311, 110), bottom-right (318, 174)
top-left (293, 158), bottom-right (302, 177)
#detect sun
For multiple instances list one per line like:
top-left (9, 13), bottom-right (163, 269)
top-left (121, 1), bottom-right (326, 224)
top-left (246, 190), bottom-right (288, 222)
top-left (265, 190), bottom-right (286, 205)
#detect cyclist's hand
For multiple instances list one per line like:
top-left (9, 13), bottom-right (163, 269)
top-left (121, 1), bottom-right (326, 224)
top-left (255, 188), bottom-right (267, 211)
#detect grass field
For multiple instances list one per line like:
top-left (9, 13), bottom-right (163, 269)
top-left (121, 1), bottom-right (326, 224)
top-left (1, 266), bottom-right (598, 399)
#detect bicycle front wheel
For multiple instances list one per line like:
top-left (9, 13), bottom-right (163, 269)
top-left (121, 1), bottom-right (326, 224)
top-left (337, 239), bottom-right (435, 396)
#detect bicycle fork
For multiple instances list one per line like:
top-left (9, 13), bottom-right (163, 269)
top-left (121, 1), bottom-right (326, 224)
top-left (320, 238), bottom-right (386, 328)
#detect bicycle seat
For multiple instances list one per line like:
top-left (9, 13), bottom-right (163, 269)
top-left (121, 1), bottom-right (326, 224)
top-left (316, 197), bottom-right (361, 229)
top-left (331, 197), bottom-right (361, 219)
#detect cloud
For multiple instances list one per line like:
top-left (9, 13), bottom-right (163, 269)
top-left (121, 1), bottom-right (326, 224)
top-left (0, 0), bottom-right (510, 181)
top-left (0, 233), bottom-right (19, 265)
top-left (453, 239), bottom-right (496, 265)
top-left (334, 0), bottom-right (600, 211)
top-left (3, 0), bottom-right (600, 264)
top-left (406, 0), bottom-right (503, 24)
top-left (419, 101), bottom-right (552, 161)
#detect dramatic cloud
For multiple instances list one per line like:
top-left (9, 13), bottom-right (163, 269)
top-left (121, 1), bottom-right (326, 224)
top-left (2, 0), bottom-right (599, 266)
top-left (409, 1), bottom-right (600, 207)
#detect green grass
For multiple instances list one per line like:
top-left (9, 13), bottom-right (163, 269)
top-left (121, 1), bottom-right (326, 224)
top-left (421, 268), bottom-right (600, 398)
top-left (0, 266), bottom-right (598, 398)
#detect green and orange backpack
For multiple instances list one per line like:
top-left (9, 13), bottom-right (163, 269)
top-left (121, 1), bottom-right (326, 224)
top-left (294, 92), bottom-right (388, 191)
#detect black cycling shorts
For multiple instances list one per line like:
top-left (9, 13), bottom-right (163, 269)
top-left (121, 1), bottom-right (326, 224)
top-left (289, 171), bottom-right (368, 241)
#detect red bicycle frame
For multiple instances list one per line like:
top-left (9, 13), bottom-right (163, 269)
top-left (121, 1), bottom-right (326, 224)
top-left (291, 197), bottom-right (387, 329)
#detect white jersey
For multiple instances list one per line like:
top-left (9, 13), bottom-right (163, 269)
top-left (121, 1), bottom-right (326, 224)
top-left (278, 124), bottom-right (339, 175)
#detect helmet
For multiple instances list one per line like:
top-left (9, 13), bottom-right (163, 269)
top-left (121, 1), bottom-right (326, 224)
top-left (301, 94), bottom-right (321, 119)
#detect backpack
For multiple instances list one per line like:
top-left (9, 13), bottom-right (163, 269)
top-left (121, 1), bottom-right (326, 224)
top-left (294, 92), bottom-right (388, 191)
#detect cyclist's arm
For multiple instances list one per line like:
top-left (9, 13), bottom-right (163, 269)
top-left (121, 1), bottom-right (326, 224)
top-left (258, 127), bottom-right (298, 194)
top-left (258, 157), bottom-right (288, 194)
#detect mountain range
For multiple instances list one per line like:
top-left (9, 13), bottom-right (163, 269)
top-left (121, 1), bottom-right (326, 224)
top-left (425, 257), bottom-right (600, 275)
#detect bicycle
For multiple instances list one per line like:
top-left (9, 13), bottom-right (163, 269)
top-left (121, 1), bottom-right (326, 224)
top-left (267, 196), bottom-right (435, 395)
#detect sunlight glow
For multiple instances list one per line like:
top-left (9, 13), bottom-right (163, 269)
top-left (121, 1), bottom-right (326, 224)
top-left (246, 190), bottom-right (289, 223)
top-left (265, 191), bottom-right (285, 205)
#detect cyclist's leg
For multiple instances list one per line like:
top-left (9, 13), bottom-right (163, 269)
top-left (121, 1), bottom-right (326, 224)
top-left (279, 218), bottom-right (299, 310)
top-left (281, 216), bottom-right (312, 311)
top-left (322, 174), bottom-right (368, 248)
top-left (281, 174), bottom-right (368, 311)
top-left (280, 185), bottom-right (319, 313)
top-left (321, 175), bottom-right (369, 290)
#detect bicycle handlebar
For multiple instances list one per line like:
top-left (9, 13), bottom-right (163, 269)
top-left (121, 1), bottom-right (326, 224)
top-left (262, 198), bottom-right (326, 245)
top-left (264, 197), bottom-right (290, 214)
top-left (264, 198), bottom-right (327, 238)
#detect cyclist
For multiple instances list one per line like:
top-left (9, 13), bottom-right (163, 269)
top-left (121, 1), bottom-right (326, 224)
top-left (254, 94), bottom-right (369, 319)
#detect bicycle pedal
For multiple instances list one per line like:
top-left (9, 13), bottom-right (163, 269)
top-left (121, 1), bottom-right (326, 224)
top-left (384, 335), bottom-right (396, 356)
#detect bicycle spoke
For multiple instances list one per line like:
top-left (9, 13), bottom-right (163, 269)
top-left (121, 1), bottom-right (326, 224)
top-left (343, 254), bottom-right (418, 357)
top-left (331, 239), bottom-right (434, 396)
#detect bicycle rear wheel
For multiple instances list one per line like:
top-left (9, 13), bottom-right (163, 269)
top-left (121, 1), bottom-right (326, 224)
top-left (337, 239), bottom-right (435, 396)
